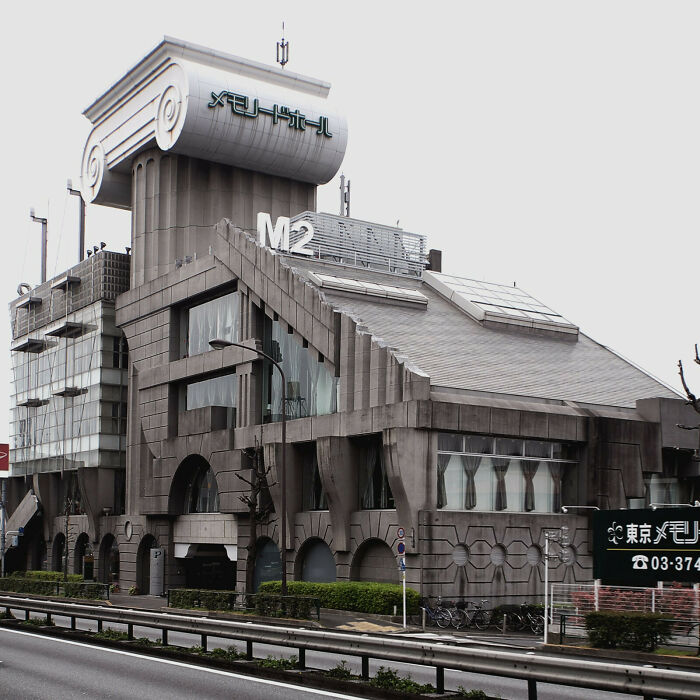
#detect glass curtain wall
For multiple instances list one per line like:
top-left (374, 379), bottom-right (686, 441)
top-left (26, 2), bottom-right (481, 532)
top-left (10, 305), bottom-right (126, 475)
top-left (437, 433), bottom-right (579, 513)
top-left (263, 317), bottom-right (338, 422)
top-left (187, 292), bottom-right (239, 357)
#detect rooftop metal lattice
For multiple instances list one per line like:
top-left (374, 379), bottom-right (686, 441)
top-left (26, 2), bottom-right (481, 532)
top-left (289, 211), bottom-right (428, 277)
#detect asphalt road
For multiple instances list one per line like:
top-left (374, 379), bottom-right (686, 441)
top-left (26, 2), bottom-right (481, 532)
top-left (0, 627), bottom-right (364, 700)
top-left (0, 617), bottom-right (636, 699)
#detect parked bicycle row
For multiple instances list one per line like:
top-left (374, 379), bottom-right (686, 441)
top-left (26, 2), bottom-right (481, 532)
top-left (418, 597), bottom-right (545, 635)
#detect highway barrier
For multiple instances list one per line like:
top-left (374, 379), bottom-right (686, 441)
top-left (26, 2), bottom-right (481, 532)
top-left (0, 594), bottom-right (697, 699)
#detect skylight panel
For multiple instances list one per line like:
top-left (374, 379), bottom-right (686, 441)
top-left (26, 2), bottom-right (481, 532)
top-left (307, 271), bottom-right (428, 305)
top-left (423, 270), bottom-right (578, 336)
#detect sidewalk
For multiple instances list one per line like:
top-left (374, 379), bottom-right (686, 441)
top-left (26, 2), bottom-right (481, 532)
top-left (105, 592), bottom-right (536, 648)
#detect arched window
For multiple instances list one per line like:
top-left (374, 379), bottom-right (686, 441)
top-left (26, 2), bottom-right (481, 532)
top-left (185, 465), bottom-right (220, 514)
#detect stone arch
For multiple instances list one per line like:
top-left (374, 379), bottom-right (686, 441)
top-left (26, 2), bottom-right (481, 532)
top-left (74, 532), bottom-right (92, 576)
top-left (295, 537), bottom-right (336, 583)
top-left (351, 538), bottom-right (397, 584)
top-left (252, 537), bottom-right (281, 592)
top-left (168, 454), bottom-right (219, 516)
top-left (136, 534), bottom-right (158, 594)
top-left (51, 533), bottom-right (65, 572)
top-left (99, 533), bottom-right (120, 584)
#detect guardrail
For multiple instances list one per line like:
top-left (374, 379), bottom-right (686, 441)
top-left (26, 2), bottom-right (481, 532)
top-left (1, 594), bottom-right (698, 699)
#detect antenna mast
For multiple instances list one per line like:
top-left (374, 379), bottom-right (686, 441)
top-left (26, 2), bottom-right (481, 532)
top-left (277, 22), bottom-right (289, 68)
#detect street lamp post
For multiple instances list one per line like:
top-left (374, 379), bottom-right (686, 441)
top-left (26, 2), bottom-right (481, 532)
top-left (543, 526), bottom-right (570, 645)
top-left (209, 338), bottom-right (287, 595)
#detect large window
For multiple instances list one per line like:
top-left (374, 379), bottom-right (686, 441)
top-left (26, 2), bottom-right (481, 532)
top-left (301, 445), bottom-right (327, 511)
top-left (185, 465), bottom-right (220, 513)
top-left (187, 291), bottom-right (239, 357)
top-left (358, 436), bottom-right (394, 510)
top-left (263, 317), bottom-right (338, 422)
top-left (185, 373), bottom-right (237, 427)
top-left (437, 433), bottom-right (579, 513)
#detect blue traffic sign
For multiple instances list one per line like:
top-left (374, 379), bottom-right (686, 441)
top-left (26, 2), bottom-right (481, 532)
top-left (397, 541), bottom-right (406, 555)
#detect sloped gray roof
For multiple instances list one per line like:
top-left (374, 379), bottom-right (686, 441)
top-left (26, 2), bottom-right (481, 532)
top-left (288, 258), bottom-right (678, 409)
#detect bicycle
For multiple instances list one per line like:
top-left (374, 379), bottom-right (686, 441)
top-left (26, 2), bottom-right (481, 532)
top-left (419, 597), bottom-right (453, 629)
top-left (519, 604), bottom-right (545, 635)
top-left (465, 599), bottom-right (491, 630)
top-left (446, 600), bottom-right (469, 630)
top-left (490, 606), bottom-right (523, 632)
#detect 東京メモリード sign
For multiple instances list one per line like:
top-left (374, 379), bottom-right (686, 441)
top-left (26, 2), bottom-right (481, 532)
top-left (593, 507), bottom-right (700, 585)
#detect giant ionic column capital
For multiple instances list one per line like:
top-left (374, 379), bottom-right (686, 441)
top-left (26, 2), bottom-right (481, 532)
top-left (80, 36), bottom-right (348, 209)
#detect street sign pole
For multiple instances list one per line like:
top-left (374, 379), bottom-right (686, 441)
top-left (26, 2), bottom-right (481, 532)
top-left (402, 565), bottom-right (406, 628)
top-left (397, 527), bottom-right (406, 628)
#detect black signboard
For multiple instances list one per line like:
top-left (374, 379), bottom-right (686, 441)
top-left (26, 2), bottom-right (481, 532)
top-left (593, 507), bottom-right (700, 585)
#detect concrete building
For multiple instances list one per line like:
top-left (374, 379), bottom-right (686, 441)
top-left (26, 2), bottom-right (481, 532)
top-left (5, 38), bottom-right (699, 600)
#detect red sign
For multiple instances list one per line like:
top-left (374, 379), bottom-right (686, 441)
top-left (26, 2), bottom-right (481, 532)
top-left (0, 443), bottom-right (8, 472)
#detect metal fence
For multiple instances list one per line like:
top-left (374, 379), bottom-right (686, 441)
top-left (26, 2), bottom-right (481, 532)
top-left (1, 594), bottom-right (698, 699)
top-left (551, 583), bottom-right (700, 647)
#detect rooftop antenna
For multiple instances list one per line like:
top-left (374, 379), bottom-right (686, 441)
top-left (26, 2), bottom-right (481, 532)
top-left (277, 22), bottom-right (289, 68)
top-left (339, 174), bottom-right (350, 217)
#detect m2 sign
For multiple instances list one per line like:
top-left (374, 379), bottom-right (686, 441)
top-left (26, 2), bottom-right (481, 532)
top-left (257, 213), bottom-right (314, 256)
top-left (593, 508), bottom-right (700, 585)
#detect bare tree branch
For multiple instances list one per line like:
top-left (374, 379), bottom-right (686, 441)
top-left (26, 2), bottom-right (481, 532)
top-left (695, 343), bottom-right (700, 365)
top-left (679, 358), bottom-right (700, 414)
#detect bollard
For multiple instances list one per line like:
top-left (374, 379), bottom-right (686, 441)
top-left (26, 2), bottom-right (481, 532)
top-left (201, 634), bottom-right (207, 652)
top-left (298, 648), bottom-right (305, 669)
top-left (70, 616), bottom-right (76, 630)
top-left (127, 623), bottom-right (133, 640)
top-left (528, 679), bottom-right (537, 700)
top-left (97, 619), bottom-right (103, 633)
top-left (162, 628), bottom-right (168, 646)
top-left (246, 640), bottom-right (253, 660)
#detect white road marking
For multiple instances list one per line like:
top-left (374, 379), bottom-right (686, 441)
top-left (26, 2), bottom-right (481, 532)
top-left (0, 627), bottom-right (364, 699)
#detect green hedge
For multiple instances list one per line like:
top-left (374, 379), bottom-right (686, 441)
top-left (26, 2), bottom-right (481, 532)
top-left (63, 582), bottom-right (108, 600)
top-left (0, 576), bottom-right (105, 600)
top-left (585, 611), bottom-right (673, 652)
top-left (252, 593), bottom-right (316, 619)
top-left (13, 570), bottom-right (83, 583)
top-left (169, 588), bottom-right (240, 612)
top-left (257, 581), bottom-right (420, 616)
top-left (0, 577), bottom-right (57, 596)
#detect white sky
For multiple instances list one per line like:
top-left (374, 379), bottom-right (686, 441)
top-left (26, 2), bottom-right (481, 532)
top-left (1, 1), bottom-right (699, 441)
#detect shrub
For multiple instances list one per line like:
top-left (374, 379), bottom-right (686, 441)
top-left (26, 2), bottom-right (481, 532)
top-left (0, 577), bottom-right (56, 596)
top-left (257, 581), bottom-right (420, 615)
top-left (64, 582), bottom-right (106, 599)
top-left (370, 666), bottom-right (435, 694)
top-left (252, 593), bottom-right (315, 619)
top-left (257, 654), bottom-right (299, 670)
top-left (168, 588), bottom-right (239, 611)
top-left (325, 660), bottom-right (355, 679)
top-left (585, 611), bottom-right (673, 652)
top-left (95, 628), bottom-right (129, 641)
top-left (128, 586), bottom-right (139, 596)
top-left (17, 570), bottom-right (83, 583)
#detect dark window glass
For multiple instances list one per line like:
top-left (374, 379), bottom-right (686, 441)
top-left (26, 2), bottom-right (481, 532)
top-left (302, 446), bottom-right (327, 510)
top-left (185, 465), bottom-right (220, 514)
top-left (358, 437), bottom-right (394, 510)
